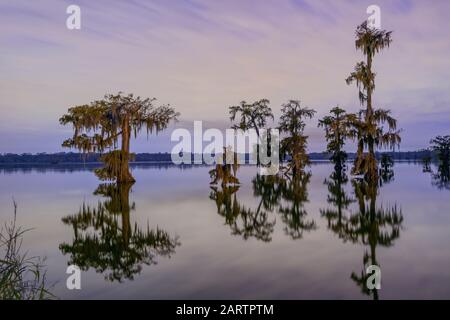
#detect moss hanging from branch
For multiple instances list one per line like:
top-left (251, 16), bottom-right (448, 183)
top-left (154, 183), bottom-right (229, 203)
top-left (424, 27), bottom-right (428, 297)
top-left (60, 92), bottom-right (179, 183)
top-left (346, 22), bottom-right (401, 182)
top-left (278, 100), bottom-right (316, 179)
top-left (209, 147), bottom-right (240, 186)
top-left (318, 106), bottom-right (355, 173)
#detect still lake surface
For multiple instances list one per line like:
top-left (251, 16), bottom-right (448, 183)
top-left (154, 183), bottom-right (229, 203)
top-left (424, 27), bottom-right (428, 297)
top-left (0, 162), bottom-right (449, 299)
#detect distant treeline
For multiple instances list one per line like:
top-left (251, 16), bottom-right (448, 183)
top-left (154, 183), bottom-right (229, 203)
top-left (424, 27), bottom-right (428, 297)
top-left (0, 152), bottom-right (173, 164)
top-left (0, 150), bottom-right (435, 164)
top-left (309, 150), bottom-right (435, 161)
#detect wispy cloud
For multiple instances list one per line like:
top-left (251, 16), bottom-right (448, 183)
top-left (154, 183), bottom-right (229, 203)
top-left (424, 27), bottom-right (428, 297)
top-left (0, 0), bottom-right (449, 152)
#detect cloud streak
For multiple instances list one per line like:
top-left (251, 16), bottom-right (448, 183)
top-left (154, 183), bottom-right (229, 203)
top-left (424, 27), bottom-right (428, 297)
top-left (0, 0), bottom-right (449, 153)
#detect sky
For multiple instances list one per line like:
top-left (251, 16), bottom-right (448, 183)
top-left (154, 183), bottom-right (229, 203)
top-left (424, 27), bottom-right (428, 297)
top-left (0, 0), bottom-right (449, 153)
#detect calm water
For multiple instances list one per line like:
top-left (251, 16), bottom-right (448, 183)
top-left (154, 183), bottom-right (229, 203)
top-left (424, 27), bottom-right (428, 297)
top-left (0, 162), bottom-right (449, 299)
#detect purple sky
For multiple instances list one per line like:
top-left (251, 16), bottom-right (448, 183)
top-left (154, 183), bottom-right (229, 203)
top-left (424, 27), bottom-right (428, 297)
top-left (0, 0), bottom-right (449, 153)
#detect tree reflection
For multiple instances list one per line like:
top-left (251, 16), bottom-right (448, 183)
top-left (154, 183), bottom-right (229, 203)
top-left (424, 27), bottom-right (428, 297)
top-left (59, 183), bottom-right (180, 282)
top-left (430, 163), bottom-right (450, 190)
top-left (320, 169), bottom-right (354, 240)
top-left (209, 185), bottom-right (275, 242)
top-left (426, 135), bottom-right (450, 190)
top-left (252, 175), bottom-right (283, 213)
top-left (347, 178), bottom-right (402, 299)
top-left (210, 171), bottom-right (317, 242)
top-left (321, 167), bottom-right (403, 299)
top-left (276, 173), bottom-right (317, 240)
top-left (252, 173), bottom-right (317, 240)
top-left (379, 154), bottom-right (395, 186)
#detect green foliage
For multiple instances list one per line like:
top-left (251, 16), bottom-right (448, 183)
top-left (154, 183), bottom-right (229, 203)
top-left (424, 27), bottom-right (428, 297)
top-left (429, 135), bottom-right (450, 189)
top-left (318, 106), bottom-right (354, 172)
top-left (60, 92), bottom-right (178, 182)
top-left (354, 22), bottom-right (393, 59)
top-left (278, 100), bottom-right (316, 178)
top-left (346, 61), bottom-right (374, 105)
top-left (430, 135), bottom-right (450, 165)
top-left (0, 202), bottom-right (54, 300)
top-left (229, 99), bottom-right (273, 134)
top-left (229, 99), bottom-right (274, 166)
top-left (209, 147), bottom-right (240, 186)
top-left (346, 22), bottom-right (400, 181)
top-left (94, 150), bottom-right (136, 181)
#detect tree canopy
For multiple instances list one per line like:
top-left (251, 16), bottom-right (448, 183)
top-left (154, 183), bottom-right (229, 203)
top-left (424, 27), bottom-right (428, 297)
top-left (346, 22), bottom-right (400, 181)
top-left (229, 99), bottom-right (273, 135)
top-left (278, 100), bottom-right (316, 178)
top-left (318, 106), bottom-right (355, 172)
top-left (60, 92), bottom-right (179, 183)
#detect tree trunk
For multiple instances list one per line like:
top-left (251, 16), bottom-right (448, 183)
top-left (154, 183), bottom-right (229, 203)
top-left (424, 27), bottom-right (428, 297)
top-left (120, 183), bottom-right (133, 247)
top-left (368, 138), bottom-right (378, 181)
top-left (254, 125), bottom-right (260, 166)
top-left (366, 54), bottom-right (378, 181)
top-left (352, 137), bottom-right (364, 175)
top-left (118, 119), bottom-right (135, 184)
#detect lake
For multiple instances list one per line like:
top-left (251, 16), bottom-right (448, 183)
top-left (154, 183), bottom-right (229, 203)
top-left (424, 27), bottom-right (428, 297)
top-left (0, 162), bottom-right (449, 299)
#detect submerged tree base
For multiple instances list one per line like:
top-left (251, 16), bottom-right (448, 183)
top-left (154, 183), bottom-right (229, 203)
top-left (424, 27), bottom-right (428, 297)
top-left (95, 150), bottom-right (136, 183)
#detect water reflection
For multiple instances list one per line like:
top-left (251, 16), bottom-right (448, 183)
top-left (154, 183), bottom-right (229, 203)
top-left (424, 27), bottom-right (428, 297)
top-left (276, 173), bottom-right (317, 240)
top-left (3, 163), bottom-right (449, 298)
top-left (59, 183), bottom-right (180, 282)
top-left (210, 172), bottom-right (317, 242)
top-left (0, 163), bottom-right (198, 175)
top-left (379, 155), bottom-right (395, 186)
top-left (209, 185), bottom-right (275, 242)
top-left (320, 169), bottom-right (354, 240)
top-left (420, 157), bottom-right (450, 190)
top-left (321, 172), bottom-right (403, 300)
top-left (430, 163), bottom-right (450, 190)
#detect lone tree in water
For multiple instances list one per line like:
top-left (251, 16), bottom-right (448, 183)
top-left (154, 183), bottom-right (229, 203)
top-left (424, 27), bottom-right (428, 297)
top-left (209, 146), bottom-right (240, 186)
top-left (346, 22), bottom-right (401, 181)
top-left (430, 135), bottom-right (450, 168)
top-left (429, 135), bottom-right (450, 189)
top-left (318, 106), bottom-right (355, 173)
top-left (60, 93), bottom-right (179, 183)
top-left (278, 100), bottom-right (316, 179)
top-left (229, 99), bottom-right (273, 165)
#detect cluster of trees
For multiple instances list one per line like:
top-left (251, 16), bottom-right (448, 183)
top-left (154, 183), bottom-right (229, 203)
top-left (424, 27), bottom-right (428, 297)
top-left (211, 21), bottom-right (401, 186)
top-left (52, 21), bottom-right (449, 296)
top-left (56, 22), bottom-right (448, 189)
top-left (210, 98), bottom-right (317, 186)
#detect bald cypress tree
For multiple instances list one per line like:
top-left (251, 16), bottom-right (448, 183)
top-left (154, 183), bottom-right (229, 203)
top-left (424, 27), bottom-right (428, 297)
top-left (60, 92), bottom-right (178, 183)
top-left (346, 22), bottom-right (401, 181)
